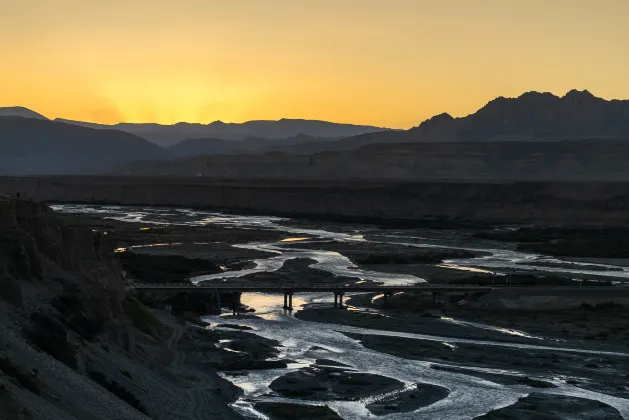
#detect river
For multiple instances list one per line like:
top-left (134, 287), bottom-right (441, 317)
top-left (51, 204), bottom-right (629, 419)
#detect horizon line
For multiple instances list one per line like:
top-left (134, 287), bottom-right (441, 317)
top-left (2, 88), bottom-right (627, 129)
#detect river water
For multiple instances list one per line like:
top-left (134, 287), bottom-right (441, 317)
top-left (51, 204), bottom-right (629, 419)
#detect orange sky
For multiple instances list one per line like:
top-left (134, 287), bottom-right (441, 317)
top-left (1, 0), bottom-right (628, 128)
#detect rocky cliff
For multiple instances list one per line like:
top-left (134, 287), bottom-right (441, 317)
top-left (0, 198), bottom-right (241, 420)
top-left (0, 198), bottom-right (124, 313)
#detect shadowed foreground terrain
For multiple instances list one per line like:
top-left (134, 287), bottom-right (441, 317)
top-left (3, 197), bottom-right (629, 419)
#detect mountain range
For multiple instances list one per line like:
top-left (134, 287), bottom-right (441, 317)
top-left (2, 89), bottom-right (629, 177)
top-left (405, 89), bottom-right (629, 143)
top-left (163, 89), bottom-right (629, 156)
top-left (52, 118), bottom-right (391, 147)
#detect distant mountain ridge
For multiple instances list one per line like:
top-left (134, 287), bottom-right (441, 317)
top-left (0, 106), bottom-right (49, 120)
top-left (54, 117), bottom-right (392, 147)
top-left (406, 89), bottom-right (629, 143)
top-left (5, 89), bottom-right (629, 170)
top-left (281, 89), bottom-right (629, 154)
top-left (0, 117), bottom-right (171, 175)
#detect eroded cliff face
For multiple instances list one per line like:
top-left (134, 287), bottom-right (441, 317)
top-left (0, 198), bottom-right (124, 314)
top-left (0, 198), bottom-right (150, 419)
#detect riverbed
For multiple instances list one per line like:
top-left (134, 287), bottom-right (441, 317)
top-left (51, 204), bottom-right (629, 419)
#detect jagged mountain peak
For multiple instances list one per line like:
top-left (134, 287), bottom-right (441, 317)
top-left (518, 91), bottom-right (558, 100)
top-left (413, 112), bottom-right (454, 129)
top-left (562, 89), bottom-right (599, 104)
top-left (403, 88), bottom-right (629, 144)
top-left (564, 88), bottom-right (595, 98)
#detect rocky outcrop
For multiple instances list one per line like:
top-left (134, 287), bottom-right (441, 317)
top-left (0, 198), bottom-right (124, 312)
top-left (0, 198), bottom-right (245, 420)
top-left (0, 197), bottom-right (148, 417)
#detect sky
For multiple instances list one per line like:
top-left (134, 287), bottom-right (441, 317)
top-left (1, 0), bottom-right (628, 128)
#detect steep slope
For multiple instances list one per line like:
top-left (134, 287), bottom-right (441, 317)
top-left (0, 117), bottom-right (172, 175)
top-left (55, 118), bottom-right (391, 147)
top-left (0, 198), bottom-right (243, 420)
top-left (0, 197), bottom-right (148, 419)
top-left (0, 107), bottom-right (49, 120)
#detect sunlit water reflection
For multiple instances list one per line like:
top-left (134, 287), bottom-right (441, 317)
top-left (52, 204), bottom-right (629, 281)
top-left (202, 293), bottom-right (629, 420)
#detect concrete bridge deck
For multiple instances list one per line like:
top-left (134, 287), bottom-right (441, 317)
top-left (128, 282), bottom-right (621, 310)
top-left (128, 282), bottom-right (492, 309)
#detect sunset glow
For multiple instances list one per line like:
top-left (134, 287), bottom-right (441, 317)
top-left (2, 0), bottom-right (628, 128)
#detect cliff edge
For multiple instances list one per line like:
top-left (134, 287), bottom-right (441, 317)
top-left (0, 198), bottom-right (240, 420)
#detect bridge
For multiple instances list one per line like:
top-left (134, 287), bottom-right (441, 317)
top-left (128, 282), bottom-right (492, 310)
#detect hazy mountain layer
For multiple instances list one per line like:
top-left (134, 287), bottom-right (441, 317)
top-left (0, 117), bottom-right (171, 175)
top-left (54, 118), bottom-right (391, 147)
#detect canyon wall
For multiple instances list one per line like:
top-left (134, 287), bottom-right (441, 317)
top-left (2, 176), bottom-right (629, 225)
top-left (119, 141), bottom-right (629, 181)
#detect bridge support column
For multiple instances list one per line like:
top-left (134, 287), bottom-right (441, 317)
top-left (232, 292), bottom-right (237, 314)
top-left (383, 292), bottom-right (392, 306)
top-left (338, 292), bottom-right (345, 309)
top-left (333, 293), bottom-right (338, 308)
top-left (288, 292), bottom-right (294, 311)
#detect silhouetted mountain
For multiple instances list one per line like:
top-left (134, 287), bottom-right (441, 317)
top-left (168, 133), bottom-right (337, 157)
top-left (55, 118), bottom-right (391, 147)
top-left (286, 90), bottom-right (629, 153)
top-left (0, 106), bottom-right (49, 120)
top-left (406, 89), bottom-right (629, 143)
top-left (0, 117), bottom-right (171, 175)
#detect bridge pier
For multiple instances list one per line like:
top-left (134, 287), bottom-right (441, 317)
top-left (383, 291), bottom-right (393, 306)
top-left (283, 292), bottom-right (294, 310)
top-left (334, 292), bottom-right (345, 309)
